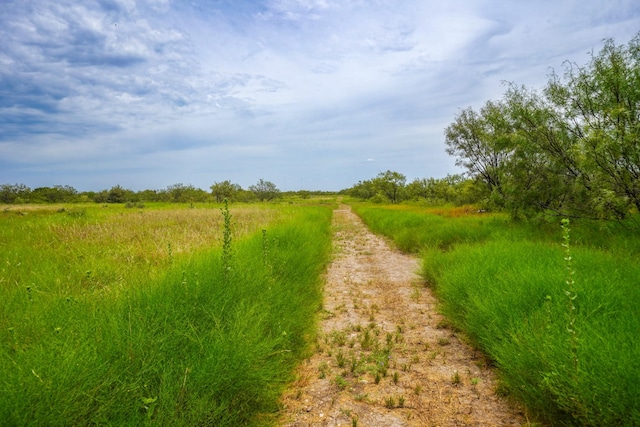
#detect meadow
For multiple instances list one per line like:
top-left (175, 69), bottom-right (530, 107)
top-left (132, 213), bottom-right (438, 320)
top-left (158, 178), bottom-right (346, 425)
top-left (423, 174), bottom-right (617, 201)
top-left (351, 202), bottom-right (640, 426)
top-left (0, 201), bottom-right (334, 426)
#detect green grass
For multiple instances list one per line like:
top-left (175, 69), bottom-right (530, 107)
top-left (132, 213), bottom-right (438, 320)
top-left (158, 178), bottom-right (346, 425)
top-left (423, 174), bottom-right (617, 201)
top-left (0, 203), bottom-right (333, 426)
top-left (351, 203), bottom-right (640, 426)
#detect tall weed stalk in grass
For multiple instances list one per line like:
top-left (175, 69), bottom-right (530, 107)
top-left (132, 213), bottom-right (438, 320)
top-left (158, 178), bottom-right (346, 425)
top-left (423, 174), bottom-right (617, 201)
top-left (221, 198), bottom-right (233, 285)
top-left (561, 218), bottom-right (579, 373)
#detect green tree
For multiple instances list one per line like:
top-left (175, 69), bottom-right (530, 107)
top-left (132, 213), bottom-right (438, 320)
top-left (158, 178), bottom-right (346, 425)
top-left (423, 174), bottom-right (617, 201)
top-left (163, 184), bottom-right (209, 203)
top-left (210, 180), bottom-right (242, 203)
top-left (249, 179), bottom-right (280, 202)
top-left (406, 175), bottom-right (468, 205)
top-left (136, 189), bottom-right (160, 202)
top-left (0, 183), bottom-right (30, 204)
top-left (31, 185), bottom-right (78, 203)
top-left (546, 34), bottom-right (640, 217)
top-left (105, 185), bottom-right (136, 203)
top-left (347, 179), bottom-right (376, 200)
top-left (445, 33), bottom-right (640, 219)
top-left (372, 170), bottom-right (407, 203)
top-left (500, 85), bottom-right (585, 217)
top-left (445, 101), bottom-right (514, 210)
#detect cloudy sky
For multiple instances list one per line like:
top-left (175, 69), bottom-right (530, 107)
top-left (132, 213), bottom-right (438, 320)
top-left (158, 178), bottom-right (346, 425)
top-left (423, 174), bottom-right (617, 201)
top-left (1, 0), bottom-right (639, 192)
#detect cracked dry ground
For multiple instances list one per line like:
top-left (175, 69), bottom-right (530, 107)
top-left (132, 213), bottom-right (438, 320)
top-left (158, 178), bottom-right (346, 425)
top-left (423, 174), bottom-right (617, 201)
top-left (278, 206), bottom-right (527, 427)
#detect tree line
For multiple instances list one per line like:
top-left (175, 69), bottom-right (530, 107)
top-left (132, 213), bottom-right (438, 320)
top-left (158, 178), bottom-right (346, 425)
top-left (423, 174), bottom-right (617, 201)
top-left (343, 170), bottom-right (481, 205)
top-left (0, 179), bottom-right (288, 205)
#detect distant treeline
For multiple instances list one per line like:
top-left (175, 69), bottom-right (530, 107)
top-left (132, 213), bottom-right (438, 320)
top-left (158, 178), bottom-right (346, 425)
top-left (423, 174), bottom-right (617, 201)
top-left (0, 180), bottom-right (335, 205)
top-left (344, 170), bottom-right (481, 206)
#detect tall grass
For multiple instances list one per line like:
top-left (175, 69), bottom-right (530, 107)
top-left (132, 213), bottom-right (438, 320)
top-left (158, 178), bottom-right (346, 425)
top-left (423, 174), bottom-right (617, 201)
top-left (0, 203), bottom-right (281, 296)
top-left (0, 204), bottom-right (333, 426)
top-left (352, 203), bottom-right (640, 426)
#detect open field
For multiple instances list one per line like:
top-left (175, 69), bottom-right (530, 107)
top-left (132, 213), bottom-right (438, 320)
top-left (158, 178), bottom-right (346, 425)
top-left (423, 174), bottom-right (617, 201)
top-left (5, 199), bottom-right (639, 426)
top-left (1, 203), bottom-right (284, 297)
top-left (0, 201), bottom-right (334, 426)
top-left (351, 202), bottom-right (640, 426)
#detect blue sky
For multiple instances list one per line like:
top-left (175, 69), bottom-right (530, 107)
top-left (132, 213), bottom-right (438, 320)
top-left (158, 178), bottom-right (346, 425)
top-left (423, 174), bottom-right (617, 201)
top-left (1, 0), bottom-right (639, 192)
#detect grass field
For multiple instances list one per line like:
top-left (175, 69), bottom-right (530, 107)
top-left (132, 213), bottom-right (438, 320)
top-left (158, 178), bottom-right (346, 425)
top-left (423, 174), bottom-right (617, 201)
top-left (0, 201), bottom-right (334, 426)
top-left (351, 202), bottom-right (640, 426)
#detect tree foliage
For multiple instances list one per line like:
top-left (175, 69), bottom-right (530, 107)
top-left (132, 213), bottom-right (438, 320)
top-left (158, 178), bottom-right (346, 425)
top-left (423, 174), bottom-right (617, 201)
top-left (163, 183), bottom-right (209, 203)
top-left (1, 183), bottom-right (31, 203)
top-left (445, 33), bottom-right (640, 219)
top-left (346, 170), bottom-right (472, 205)
top-left (210, 180), bottom-right (242, 203)
top-left (249, 179), bottom-right (280, 202)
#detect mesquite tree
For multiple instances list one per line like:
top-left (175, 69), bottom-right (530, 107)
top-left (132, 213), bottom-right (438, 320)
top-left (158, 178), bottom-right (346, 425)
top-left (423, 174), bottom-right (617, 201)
top-left (445, 32), bottom-right (640, 220)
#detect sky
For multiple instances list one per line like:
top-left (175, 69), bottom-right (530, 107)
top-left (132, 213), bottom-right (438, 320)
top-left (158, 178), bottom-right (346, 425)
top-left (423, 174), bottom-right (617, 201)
top-left (1, 0), bottom-right (639, 192)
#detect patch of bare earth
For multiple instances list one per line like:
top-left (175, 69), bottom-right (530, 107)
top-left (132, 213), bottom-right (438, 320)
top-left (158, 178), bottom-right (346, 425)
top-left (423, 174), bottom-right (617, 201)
top-left (278, 205), bottom-right (528, 427)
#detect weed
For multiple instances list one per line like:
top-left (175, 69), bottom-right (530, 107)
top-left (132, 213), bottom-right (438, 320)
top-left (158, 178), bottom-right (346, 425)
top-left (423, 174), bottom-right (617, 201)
top-left (220, 198), bottom-right (233, 284)
top-left (334, 375), bottom-right (349, 390)
top-left (437, 337), bottom-right (450, 346)
top-left (360, 329), bottom-right (375, 350)
top-left (349, 355), bottom-right (360, 374)
top-left (451, 370), bottom-right (461, 385)
top-left (398, 395), bottom-right (405, 408)
top-left (392, 371), bottom-right (400, 384)
top-left (354, 393), bottom-right (368, 402)
top-left (384, 396), bottom-right (396, 409)
top-left (318, 361), bottom-right (329, 379)
top-left (331, 330), bottom-right (347, 347)
top-left (336, 349), bottom-right (346, 368)
top-left (561, 218), bottom-right (579, 372)
top-left (141, 396), bottom-right (158, 420)
top-left (340, 408), bottom-right (352, 417)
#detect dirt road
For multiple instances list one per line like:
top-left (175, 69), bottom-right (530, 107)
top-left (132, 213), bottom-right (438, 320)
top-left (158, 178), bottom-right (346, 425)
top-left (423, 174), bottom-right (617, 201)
top-left (278, 205), bottom-right (527, 426)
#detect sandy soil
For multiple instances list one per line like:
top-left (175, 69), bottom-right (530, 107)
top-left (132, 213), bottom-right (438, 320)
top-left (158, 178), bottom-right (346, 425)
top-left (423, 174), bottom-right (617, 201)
top-left (278, 205), bottom-right (528, 427)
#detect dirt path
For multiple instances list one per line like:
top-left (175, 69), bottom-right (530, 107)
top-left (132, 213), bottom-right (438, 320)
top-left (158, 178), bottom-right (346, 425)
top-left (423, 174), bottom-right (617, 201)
top-left (278, 205), bottom-right (527, 426)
